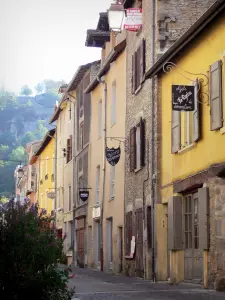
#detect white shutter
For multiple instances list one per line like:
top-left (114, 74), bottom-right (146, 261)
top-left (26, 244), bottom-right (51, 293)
top-left (171, 110), bottom-right (181, 153)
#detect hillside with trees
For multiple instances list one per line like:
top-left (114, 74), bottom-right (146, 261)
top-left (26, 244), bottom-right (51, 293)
top-left (0, 79), bottom-right (64, 198)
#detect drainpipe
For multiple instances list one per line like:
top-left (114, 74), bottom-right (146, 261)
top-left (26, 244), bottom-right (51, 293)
top-left (151, 0), bottom-right (156, 283)
top-left (54, 128), bottom-right (57, 225)
top-left (97, 75), bottom-right (107, 272)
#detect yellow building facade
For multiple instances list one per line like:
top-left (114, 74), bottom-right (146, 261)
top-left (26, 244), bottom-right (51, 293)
top-left (146, 1), bottom-right (225, 288)
top-left (85, 34), bottom-right (126, 273)
top-left (31, 129), bottom-right (56, 216)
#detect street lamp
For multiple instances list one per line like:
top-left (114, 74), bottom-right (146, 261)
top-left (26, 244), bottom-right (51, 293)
top-left (17, 167), bottom-right (24, 180)
top-left (108, 0), bottom-right (125, 32)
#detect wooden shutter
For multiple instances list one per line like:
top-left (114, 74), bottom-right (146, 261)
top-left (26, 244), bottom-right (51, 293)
top-left (132, 53), bottom-right (137, 94)
top-left (198, 187), bottom-right (209, 250)
top-left (125, 212), bottom-right (132, 255)
top-left (171, 110), bottom-right (181, 153)
top-left (69, 135), bottom-right (72, 161)
top-left (130, 127), bottom-right (136, 171)
top-left (193, 79), bottom-right (200, 142)
top-left (66, 139), bottom-right (70, 163)
top-left (140, 117), bottom-right (145, 167)
top-left (140, 39), bottom-right (146, 83)
top-left (210, 60), bottom-right (223, 130)
top-left (168, 196), bottom-right (183, 250)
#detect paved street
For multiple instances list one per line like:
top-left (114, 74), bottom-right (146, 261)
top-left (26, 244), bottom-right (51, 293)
top-left (68, 268), bottom-right (225, 300)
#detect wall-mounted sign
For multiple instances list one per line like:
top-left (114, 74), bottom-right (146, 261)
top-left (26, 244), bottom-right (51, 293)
top-left (172, 85), bottom-right (195, 111)
top-left (124, 8), bottom-right (142, 32)
top-left (105, 146), bottom-right (121, 166)
top-left (47, 192), bottom-right (56, 199)
top-left (79, 191), bottom-right (89, 202)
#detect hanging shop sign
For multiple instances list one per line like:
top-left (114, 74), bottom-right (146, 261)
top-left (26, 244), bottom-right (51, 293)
top-left (124, 8), bottom-right (142, 32)
top-left (47, 192), bottom-right (56, 199)
top-left (79, 190), bottom-right (89, 202)
top-left (172, 85), bottom-right (195, 111)
top-left (105, 146), bottom-right (121, 166)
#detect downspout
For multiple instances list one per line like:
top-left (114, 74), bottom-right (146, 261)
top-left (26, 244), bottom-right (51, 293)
top-left (54, 128), bottom-right (57, 225)
top-left (151, 0), bottom-right (156, 282)
top-left (97, 75), bottom-right (107, 272)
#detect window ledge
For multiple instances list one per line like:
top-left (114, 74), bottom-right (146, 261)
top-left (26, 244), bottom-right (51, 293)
top-left (220, 127), bottom-right (225, 135)
top-left (109, 196), bottom-right (114, 201)
top-left (134, 84), bottom-right (142, 95)
top-left (178, 143), bottom-right (195, 154)
top-left (134, 167), bottom-right (142, 173)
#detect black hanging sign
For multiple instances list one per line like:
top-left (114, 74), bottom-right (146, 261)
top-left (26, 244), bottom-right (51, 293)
top-left (172, 85), bottom-right (195, 111)
top-left (105, 146), bottom-right (121, 166)
top-left (79, 191), bottom-right (89, 202)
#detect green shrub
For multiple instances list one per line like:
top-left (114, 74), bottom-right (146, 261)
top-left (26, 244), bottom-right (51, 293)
top-left (0, 199), bottom-right (75, 299)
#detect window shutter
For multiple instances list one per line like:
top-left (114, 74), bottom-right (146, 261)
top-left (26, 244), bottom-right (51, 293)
top-left (132, 53), bottom-right (137, 94)
top-left (130, 127), bottom-right (136, 171)
top-left (66, 139), bottom-right (70, 163)
top-left (171, 110), bottom-right (181, 153)
top-left (125, 212), bottom-right (132, 255)
top-left (168, 196), bottom-right (183, 250)
top-left (193, 79), bottom-right (200, 142)
top-left (69, 135), bottom-right (72, 161)
top-left (140, 117), bottom-right (145, 167)
top-left (198, 187), bottom-right (209, 250)
top-left (140, 39), bottom-right (146, 83)
top-left (210, 60), bottom-right (223, 130)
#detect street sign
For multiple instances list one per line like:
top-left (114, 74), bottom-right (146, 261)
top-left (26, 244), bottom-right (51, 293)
top-left (47, 192), bottom-right (56, 199)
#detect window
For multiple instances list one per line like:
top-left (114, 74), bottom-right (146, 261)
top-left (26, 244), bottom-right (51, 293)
top-left (98, 101), bottom-right (102, 138)
top-left (66, 135), bottom-right (72, 163)
top-left (111, 82), bottom-right (116, 125)
top-left (45, 157), bottom-right (48, 175)
top-left (171, 80), bottom-right (200, 153)
top-left (68, 185), bottom-right (72, 211)
top-left (210, 60), bottom-right (223, 130)
top-left (96, 166), bottom-right (100, 204)
top-left (184, 192), bottom-right (199, 250)
top-left (69, 104), bottom-right (72, 120)
top-left (130, 118), bottom-right (145, 171)
top-left (110, 166), bottom-right (115, 200)
top-left (80, 122), bottom-right (84, 150)
top-left (57, 190), bottom-right (60, 208)
top-left (132, 39), bottom-right (146, 93)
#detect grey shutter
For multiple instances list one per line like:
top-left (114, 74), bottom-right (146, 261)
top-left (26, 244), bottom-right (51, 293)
top-left (132, 54), bottom-right (136, 94)
top-left (210, 60), bottom-right (223, 130)
top-left (140, 39), bottom-right (146, 83)
top-left (193, 79), bottom-right (200, 142)
top-left (171, 110), bottom-right (181, 153)
top-left (140, 117), bottom-right (145, 167)
top-left (130, 127), bottom-right (136, 171)
top-left (198, 187), bottom-right (209, 250)
top-left (168, 196), bottom-right (183, 250)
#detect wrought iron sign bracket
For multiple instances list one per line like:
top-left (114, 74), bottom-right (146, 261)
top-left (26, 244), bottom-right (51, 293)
top-left (106, 137), bottom-right (129, 152)
top-left (163, 62), bottom-right (209, 106)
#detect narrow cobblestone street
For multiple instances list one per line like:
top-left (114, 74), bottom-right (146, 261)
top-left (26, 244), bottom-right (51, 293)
top-left (68, 268), bottom-right (225, 300)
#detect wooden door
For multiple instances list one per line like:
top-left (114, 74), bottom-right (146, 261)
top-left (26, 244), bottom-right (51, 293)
top-left (135, 208), bottom-right (144, 278)
top-left (76, 228), bottom-right (85, 267)
top-left (184, 193), bottom-right (203, 283)
top-left (118, 226), bottom-right (123, 273)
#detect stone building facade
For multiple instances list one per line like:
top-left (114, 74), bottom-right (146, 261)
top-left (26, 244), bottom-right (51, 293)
top-left (123, 0), bottom-right (216, 280)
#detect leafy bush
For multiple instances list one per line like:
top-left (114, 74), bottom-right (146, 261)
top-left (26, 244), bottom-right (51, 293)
top-left (0, 199), bottom-right (75, 300)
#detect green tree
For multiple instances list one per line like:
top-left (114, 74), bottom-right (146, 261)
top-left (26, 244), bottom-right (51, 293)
top-left (9, 146), bottom-right (27, 163)
top-left (20, 85), bottom-right (33, 96)
top-left (0, 201), bottom-right (75, 299)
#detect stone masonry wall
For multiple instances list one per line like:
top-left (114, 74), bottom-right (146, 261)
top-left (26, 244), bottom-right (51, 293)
top-left (124, 0), bottom-right (216, 280)
top-left (207, 177), bottom-right (225, 289)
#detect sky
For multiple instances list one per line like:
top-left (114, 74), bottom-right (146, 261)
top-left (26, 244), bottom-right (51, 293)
top-left (0, 0), bottom-right (112, 94)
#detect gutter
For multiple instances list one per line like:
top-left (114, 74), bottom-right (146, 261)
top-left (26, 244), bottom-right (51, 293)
top-left (145, 0), bottom-right (225, 79)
